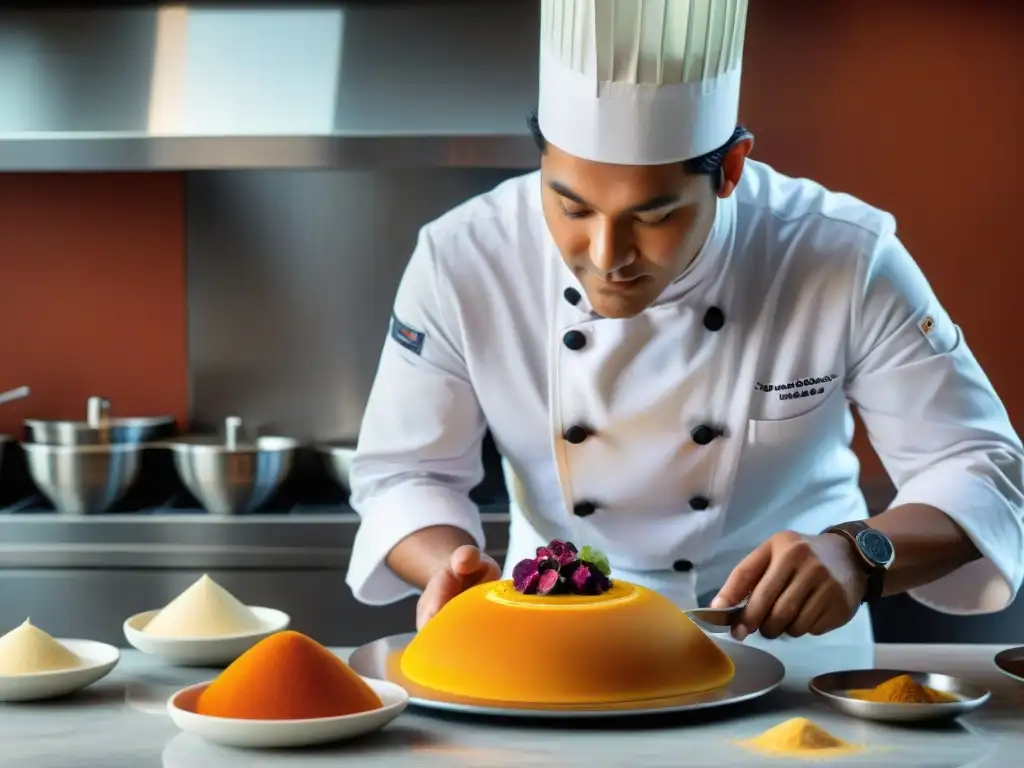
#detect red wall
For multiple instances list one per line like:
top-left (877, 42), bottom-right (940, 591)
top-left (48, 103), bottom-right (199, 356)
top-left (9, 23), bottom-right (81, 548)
top-left (741, 1), bottom-right (1024, 477)
top-left (1, 3), bottom-right (1021, 481)
top-left (0, 174), bottom-right (188, 435)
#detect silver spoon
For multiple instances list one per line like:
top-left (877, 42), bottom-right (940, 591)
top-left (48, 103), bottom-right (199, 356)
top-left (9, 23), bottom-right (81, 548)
top-left (683, 598), bottom-right (748, 634)
top-left (0, 385), bottom-right (30, 406)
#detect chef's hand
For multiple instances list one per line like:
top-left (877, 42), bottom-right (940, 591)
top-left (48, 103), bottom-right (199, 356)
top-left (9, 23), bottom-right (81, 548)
top-left (416, 545), bottom-right (501, 630)
top-left (710, 531), bottom-right (865, 641)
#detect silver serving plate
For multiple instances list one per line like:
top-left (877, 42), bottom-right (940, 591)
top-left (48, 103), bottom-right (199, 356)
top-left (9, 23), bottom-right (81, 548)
top-left (348, 632), bottom-right (785, 719)
top-left (994, 646), bottom-right (1024, 683)
top-left (809, 668), bottom-right (990, 723)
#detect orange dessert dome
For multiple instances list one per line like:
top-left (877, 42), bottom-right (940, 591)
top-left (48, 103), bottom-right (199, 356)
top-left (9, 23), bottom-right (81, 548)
top-left (196, 630), bottom-right (382, 720)
top-left (401, 540), bottom-right (735, 704)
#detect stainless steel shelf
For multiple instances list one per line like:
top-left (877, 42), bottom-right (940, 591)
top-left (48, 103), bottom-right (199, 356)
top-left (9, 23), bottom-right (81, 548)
top-left (0, 134), bottom-right (539, 172)
top-left (0, 508), bottom-right (511, 569)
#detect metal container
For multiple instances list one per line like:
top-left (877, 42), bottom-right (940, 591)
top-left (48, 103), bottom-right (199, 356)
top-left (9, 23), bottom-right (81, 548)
top-left (22, 442), bottom-right (143, 515)
top-left (994, 646), bottom-right (1024, 683)
top-left (316, 439), bottom-right (357, 492)
top-left (808, 668), bottom-right (991, 723)
top-left (167, 417), bottom-right (298, 516)
top-left (25, 395), bottom-right (175, 446)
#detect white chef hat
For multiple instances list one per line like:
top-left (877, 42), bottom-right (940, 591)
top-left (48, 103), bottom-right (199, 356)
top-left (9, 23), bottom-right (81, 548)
top-left (537, 0), bottom-right (749, 166)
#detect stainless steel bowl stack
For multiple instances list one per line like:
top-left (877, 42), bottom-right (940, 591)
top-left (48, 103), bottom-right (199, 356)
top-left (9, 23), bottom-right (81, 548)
top-left (316, 439), bottom-right (357, 493)
top-left (22, 396), bottom-right (174, 515)
top-left (167, 416), bottom-right (298, 516)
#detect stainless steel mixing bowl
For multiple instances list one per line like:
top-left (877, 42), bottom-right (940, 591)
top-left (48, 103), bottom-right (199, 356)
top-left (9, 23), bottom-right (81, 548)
top-left (167, 418), bottom-right (298, 515)
top-left (316, 439), bottom-right (357, 491)
top-left (22, 442), bottom-right (143, 515)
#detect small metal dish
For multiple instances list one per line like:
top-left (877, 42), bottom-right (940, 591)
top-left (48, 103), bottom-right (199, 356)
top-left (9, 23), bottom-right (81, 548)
top-left (809, 668), bottom-right (990, 723)
top-left (316, 439), bottom-right (357, 491)
top-left (994, 646), bottom-right (1024, 683)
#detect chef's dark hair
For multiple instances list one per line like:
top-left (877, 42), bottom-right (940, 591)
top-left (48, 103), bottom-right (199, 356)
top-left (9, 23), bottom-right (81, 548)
top-left (527, 111), bottom-right (750, 188)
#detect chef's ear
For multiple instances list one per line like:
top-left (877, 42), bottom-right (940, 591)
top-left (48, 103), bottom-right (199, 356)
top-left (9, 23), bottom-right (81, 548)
top-left (717, 133), bottom-right (755, 199)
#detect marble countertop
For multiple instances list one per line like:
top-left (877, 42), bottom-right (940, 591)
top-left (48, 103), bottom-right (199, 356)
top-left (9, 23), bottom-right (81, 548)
top-left (1, 642), bottom-right (1020, 768)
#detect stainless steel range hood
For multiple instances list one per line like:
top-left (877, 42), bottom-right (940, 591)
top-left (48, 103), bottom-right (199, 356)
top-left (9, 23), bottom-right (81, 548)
top-left (0, 3), bottom-right (540, 171)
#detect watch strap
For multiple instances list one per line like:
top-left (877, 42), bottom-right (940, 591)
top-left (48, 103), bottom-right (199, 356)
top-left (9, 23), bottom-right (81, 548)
top-left (822, 521), bottom-right (886, 604)
top-left (865, 564), bottom-right (885, 604)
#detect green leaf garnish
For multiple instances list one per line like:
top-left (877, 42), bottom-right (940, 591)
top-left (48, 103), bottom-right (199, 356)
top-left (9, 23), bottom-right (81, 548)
top-left (580, 545), bottom-right (611, 576)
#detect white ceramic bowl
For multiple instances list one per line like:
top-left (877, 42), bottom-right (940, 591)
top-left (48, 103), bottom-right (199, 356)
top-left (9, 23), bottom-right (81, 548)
top-left (167, 677), bottom-right (409, 748)
top-left (0, 639), bottom-right (120, 702)
top-left (123, 607), bottom-right (290, 666)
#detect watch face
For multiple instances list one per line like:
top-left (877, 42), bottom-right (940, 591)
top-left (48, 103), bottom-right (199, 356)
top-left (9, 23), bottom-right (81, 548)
top-left (856, 529), bottom-right (894, 567)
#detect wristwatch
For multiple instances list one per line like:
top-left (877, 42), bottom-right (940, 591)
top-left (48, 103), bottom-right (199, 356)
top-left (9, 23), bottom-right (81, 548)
top-left (821, 521), bottom-right (895, 604)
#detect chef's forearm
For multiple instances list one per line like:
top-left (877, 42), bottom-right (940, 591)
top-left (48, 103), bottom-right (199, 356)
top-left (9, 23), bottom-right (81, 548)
top-left (866, 503), bottom-right (982, 596)
top-left (385, 525), bottom-right (477, 591)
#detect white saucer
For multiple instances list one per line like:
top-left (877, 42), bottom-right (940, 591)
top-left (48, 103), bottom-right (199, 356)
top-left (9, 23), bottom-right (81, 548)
top-left (167, 677), bottom-right (409, 748)
top-left (0, 639), bottom-right (120, 702)
top-left (123, 607), bottom-right (290, 666)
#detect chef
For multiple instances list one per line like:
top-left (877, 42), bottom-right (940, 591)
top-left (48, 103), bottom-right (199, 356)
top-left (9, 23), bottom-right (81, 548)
top-left (346, 0), bottom-right (1024, 650)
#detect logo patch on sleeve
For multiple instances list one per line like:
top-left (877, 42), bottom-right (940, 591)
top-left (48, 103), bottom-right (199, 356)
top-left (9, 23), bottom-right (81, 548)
top-left (390, 313), bottom-right (425, 355)
top-left (917, 308), bottom-right (959, 354)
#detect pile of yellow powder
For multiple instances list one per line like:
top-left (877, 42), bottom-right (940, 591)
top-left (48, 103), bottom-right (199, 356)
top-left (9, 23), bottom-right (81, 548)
top-left (738, 717), bottom-right (864, 759)
top-left (847, 673), bottom-right (958, 704)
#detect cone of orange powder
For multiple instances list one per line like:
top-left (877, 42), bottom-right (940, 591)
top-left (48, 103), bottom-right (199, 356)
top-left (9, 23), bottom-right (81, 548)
top-left (196, 630), bottom-right (382, 720)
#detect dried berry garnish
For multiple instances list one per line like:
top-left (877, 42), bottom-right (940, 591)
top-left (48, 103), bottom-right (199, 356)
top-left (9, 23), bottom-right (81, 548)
top-left (570, 563), bottom-right (612, 595)
top-left (536, 556), bottom-right (561, 573)
top-left (538, 539), bottom-right (578, 566)
top-left (536, 569), bottom-right (561, 595)
top-left (512, 539), bottom-right (612, 595)
top-left (512, 558), bottom-right (540, 593)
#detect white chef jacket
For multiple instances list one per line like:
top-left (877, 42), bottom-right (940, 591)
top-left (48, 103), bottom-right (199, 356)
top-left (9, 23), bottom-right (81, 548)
top-left (346, 160), bottom-right (1024, 648)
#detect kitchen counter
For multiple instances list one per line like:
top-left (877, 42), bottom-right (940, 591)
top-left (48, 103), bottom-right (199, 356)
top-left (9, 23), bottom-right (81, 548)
top-left (1, 643), bottom-right (1019, 767)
